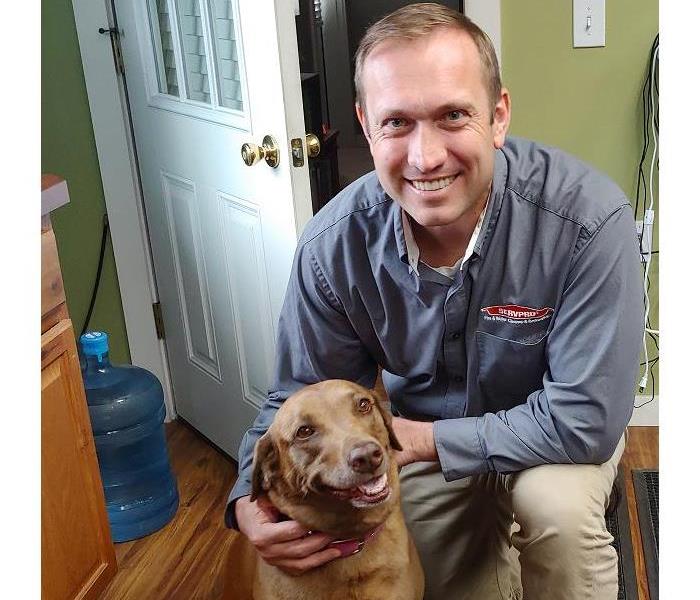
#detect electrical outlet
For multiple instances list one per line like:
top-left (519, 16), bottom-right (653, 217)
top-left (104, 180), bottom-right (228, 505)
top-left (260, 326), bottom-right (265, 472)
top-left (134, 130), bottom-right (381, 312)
top-left (636, 219), bottom-right (653, 263)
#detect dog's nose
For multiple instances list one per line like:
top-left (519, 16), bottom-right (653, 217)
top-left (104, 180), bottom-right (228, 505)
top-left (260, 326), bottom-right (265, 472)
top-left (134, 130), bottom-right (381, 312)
top-left (348, 442), bottom-right (383, 473)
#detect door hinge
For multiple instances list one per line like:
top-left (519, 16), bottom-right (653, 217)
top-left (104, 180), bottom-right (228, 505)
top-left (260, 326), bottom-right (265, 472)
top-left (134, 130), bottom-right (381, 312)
top-left (99, 26), bottom-right (125, 76)
top-left (152, 302), bottom-right (165, 340)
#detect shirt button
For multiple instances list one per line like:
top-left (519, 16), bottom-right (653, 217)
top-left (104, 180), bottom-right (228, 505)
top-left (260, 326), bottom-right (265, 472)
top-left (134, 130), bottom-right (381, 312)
top-left (454, 375), bottom-right (464, 383)
top-left (451, 332), bottom-right (462, 340)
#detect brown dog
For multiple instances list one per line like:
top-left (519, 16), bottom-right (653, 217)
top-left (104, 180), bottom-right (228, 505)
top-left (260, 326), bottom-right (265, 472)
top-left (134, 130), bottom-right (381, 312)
top-left (223, 380), bottom-right (424, 600)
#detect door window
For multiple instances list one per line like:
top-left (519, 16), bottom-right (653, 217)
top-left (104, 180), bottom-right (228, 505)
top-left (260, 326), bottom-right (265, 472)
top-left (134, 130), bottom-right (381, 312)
top-left (143, 0), bottom-right (247, 127)
top-left (148, 0), bottom-right (180, 96)
top-left (208, 0), bottom-right (243, 111)
top-left (176, 0), bottom-right (212, 104)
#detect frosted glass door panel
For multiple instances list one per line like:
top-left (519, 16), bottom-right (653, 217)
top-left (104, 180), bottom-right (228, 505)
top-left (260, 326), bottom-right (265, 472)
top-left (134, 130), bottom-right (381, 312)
top-left (176, 0), bottom-right (212, 104)
top-left (208, 0), bottom-right (243, 111)
top-left (149, 0), bottom-right (180, 96)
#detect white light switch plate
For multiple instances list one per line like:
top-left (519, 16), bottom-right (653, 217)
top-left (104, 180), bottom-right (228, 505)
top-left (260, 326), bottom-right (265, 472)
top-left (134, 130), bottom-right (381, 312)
top-left (573, 0), bottom-right (606, 48)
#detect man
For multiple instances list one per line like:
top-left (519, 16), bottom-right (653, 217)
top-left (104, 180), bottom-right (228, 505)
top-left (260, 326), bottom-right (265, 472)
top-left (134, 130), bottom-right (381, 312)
top-left (226, 4), bottom-right (643, 599)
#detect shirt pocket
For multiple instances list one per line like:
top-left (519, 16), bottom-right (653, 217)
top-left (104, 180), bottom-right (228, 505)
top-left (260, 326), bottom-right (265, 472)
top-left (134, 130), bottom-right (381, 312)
top-left (475, 330), bottom-right (548, 412)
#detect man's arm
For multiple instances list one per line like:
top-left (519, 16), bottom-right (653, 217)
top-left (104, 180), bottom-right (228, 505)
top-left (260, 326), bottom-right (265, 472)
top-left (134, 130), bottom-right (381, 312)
top-left (434, 204), bottom-right (644, 480)
top-left (226, 243), bottom-right (378, 527)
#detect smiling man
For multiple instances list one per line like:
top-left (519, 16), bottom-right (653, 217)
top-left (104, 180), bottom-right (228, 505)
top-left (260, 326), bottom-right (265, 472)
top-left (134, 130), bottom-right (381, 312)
top-left (227, 4), bottom-right (643, 599)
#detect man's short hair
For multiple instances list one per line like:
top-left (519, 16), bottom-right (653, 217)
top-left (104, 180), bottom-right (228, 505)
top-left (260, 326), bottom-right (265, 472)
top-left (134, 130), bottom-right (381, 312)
top-left (354, 2), bottom-right (502, 120)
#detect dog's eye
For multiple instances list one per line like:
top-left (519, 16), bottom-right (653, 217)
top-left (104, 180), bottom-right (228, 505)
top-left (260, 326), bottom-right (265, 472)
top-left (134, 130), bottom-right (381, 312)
top-left (295, 425), bottom-right (315, 439)
top-left (358, 398), bottom-right (372, 413)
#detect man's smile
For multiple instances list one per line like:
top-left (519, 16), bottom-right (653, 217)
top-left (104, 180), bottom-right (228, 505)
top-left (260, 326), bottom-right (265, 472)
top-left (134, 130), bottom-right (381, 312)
top-left (408, 175), bottom-right (457, 192)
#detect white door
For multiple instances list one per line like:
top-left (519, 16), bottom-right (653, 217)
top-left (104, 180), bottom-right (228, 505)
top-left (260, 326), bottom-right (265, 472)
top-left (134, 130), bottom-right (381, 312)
top-left (112, 0), bottom-right (313, 457)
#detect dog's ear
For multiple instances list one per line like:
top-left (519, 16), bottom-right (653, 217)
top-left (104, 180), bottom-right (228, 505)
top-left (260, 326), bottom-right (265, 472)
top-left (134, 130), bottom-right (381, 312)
top-left (371, 390), bottom-right (403, 451)
top-left (251, 432), bottom-right (278, 501)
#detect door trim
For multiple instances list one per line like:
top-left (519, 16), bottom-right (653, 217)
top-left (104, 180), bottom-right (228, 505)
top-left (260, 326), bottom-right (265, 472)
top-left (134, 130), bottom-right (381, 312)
top-left (71, 0), bottom-right (175, 419)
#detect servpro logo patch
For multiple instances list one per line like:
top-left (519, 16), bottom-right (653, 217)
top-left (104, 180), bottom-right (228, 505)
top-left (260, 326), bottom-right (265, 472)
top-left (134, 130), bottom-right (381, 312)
top-left (481, 304), bottom-right (553, 324)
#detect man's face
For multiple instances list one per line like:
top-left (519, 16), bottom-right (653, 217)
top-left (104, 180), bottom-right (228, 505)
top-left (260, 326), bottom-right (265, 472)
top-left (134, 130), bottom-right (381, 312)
top-left (356, 29), bottom-right (510, 229)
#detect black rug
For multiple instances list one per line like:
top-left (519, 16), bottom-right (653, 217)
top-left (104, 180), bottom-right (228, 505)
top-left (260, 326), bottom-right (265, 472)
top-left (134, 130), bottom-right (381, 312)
top-left (606, 473), bottom-right (639, 600)
top-left (633, 469), bottom-right (659, 600)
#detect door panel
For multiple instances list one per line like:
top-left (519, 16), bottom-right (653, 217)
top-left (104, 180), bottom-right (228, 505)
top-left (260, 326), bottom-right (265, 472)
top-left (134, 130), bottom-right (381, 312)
top-left (219, 192), bottom-right (276, 409)
top-left (161, 172), bottom-right (222, 381)
top-left (114, 0), bottom-right (312, 456)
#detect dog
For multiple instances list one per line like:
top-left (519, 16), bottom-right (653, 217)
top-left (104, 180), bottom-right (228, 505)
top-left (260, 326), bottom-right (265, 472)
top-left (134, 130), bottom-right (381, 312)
top-left (222, 380), bottom-right (424, 600)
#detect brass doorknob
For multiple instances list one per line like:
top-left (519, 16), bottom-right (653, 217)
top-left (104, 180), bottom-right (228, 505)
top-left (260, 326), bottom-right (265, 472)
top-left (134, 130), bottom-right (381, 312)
top-left (305, 133), bottom-right (321, 158)
top-left (241, 135), bottom-right (280, 168)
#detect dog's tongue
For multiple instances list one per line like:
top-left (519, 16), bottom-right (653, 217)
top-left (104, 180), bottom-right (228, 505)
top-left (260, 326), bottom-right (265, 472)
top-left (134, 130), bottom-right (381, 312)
top-left (357, 473), bottom-right (387, 496)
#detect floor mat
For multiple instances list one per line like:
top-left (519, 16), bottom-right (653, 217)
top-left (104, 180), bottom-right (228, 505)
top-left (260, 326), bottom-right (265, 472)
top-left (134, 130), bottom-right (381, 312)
top-left (633, 469), bottom-right (659, 600)
top-left (606, 472), bottom-right (639, 600)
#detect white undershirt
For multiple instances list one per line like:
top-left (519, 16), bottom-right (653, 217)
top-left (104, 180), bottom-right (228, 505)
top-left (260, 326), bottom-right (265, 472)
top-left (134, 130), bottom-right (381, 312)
top-left (402, 200), bottom-right (489, 279)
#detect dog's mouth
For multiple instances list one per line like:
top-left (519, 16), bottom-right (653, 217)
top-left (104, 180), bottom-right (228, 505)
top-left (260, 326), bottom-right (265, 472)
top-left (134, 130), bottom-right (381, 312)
top-left (319, 473), bottom-right (391, 507)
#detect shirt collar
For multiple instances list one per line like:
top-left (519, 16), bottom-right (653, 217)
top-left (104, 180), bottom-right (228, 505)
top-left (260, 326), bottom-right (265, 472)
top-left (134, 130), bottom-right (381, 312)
top-left (400, 188), bottom-right (490, 277)
top-left (473, 148), bottom-right (507, 259)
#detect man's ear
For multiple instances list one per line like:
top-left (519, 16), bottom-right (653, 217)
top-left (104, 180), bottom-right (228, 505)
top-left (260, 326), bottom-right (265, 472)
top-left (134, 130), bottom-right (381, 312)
top-left (355, 102), bottom-right (372, 145)
top-left (251, 433), bottom-right (278, 501)
top-left (371, 390), bottom-right (403, 451)
top-left (491, 87), bottom-right (511, 149)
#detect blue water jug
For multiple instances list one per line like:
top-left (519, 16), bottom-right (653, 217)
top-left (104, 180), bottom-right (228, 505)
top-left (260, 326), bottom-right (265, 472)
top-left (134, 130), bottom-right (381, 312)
top-left (79, 331), bottom-right (179, 542)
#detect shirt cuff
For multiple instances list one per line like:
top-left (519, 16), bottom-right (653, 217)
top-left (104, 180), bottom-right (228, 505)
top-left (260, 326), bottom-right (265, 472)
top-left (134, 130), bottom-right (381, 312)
top-left (433, 417), bottom-right (490, 481)
top-left (224, 475), bottom-right (253, 530)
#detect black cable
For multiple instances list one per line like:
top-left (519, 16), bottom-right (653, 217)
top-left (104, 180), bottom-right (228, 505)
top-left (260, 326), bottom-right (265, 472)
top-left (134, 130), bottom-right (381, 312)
top-left (636, 40), bottom-right (659, 260)
top-left (633, 56), bottom-right (650, 218)
top-left (635, 35), bottom-right (659, 410)
top-left (634, 35), bottom-right (656, 220)
top-left (634, 33), bottom-right (659, 265)
top-left (652, 36), bottom-right (659, 134)
top-left (80, 214), bottom-right (111, 336)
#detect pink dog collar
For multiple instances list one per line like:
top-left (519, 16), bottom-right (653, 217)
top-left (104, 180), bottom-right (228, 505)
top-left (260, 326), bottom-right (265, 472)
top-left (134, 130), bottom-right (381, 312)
top-left (326, 523), bottom-right (385, 558)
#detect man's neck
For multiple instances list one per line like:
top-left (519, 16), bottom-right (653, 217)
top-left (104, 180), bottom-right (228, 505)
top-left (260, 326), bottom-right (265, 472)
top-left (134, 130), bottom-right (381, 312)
top-left (411, 197), bottom-right (487, 268)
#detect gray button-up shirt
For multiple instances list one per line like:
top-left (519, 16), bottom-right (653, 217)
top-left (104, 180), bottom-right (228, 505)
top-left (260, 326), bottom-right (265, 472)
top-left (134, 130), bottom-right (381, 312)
top-left (225, 136), bottom-right (644, 528)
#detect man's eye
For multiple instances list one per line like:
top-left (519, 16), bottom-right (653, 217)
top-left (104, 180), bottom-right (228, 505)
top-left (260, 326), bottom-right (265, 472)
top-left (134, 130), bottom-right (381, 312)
top-left (446, 110), bottom-right (465, 121)
top-left (296, 425), bottom-right (315, 439)
top-left (386, 118), bottom-right (406, 129)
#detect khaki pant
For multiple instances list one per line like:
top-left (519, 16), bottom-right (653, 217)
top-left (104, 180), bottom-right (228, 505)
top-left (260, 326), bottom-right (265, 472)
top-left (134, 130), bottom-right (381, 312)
top-left (400, 436), bottom-right (625, 600)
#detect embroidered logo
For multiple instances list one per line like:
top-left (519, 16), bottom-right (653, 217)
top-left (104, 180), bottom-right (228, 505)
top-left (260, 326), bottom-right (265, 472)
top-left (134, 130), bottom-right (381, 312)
top-left (481, 304), bottom-right (553, 324)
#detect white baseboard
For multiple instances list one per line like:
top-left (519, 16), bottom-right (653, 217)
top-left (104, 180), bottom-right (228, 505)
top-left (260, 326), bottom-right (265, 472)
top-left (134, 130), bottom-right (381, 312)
top-left (629, 395), bottom-right (659, 426)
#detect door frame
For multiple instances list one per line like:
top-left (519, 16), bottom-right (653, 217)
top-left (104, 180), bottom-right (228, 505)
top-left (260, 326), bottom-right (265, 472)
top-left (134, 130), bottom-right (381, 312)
top-left (72, 0), bottom-right (176, 419)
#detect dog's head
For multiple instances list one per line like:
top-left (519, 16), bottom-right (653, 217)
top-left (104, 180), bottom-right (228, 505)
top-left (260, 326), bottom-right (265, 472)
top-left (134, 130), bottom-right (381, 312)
top-left (250, 380), bottom-right (402, 536)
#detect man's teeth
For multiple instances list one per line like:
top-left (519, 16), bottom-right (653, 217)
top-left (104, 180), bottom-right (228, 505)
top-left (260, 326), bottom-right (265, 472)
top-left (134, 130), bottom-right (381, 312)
top-left (411, 176), bottom-right (456, 191)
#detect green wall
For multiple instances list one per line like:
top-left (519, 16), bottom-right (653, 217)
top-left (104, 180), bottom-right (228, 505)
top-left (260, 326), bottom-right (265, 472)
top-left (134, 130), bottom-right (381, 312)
top-left (42, 0), bottom-right (130, 364)
top-left (501, 0), bottom-right (659, 393)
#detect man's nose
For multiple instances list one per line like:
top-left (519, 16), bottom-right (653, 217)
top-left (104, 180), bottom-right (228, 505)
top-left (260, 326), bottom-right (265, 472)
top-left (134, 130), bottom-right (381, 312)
top-left (407, 124), bottom-right (447, 173)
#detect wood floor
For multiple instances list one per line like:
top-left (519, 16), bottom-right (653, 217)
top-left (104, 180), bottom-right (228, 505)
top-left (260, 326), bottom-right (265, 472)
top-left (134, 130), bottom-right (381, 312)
top-left (98, 422), bottom-right (658, 600)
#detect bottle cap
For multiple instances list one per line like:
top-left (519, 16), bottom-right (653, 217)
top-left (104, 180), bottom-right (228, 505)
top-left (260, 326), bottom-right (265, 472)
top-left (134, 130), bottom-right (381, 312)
top-left (80, 331), bottom-right (109, 358)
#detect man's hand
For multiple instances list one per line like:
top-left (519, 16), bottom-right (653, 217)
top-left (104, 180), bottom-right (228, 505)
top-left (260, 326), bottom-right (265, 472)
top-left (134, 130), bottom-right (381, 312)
top-left (235, 494), bottom-right (341, 576)
top-left (392, 417), bottom-right (438, 466)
